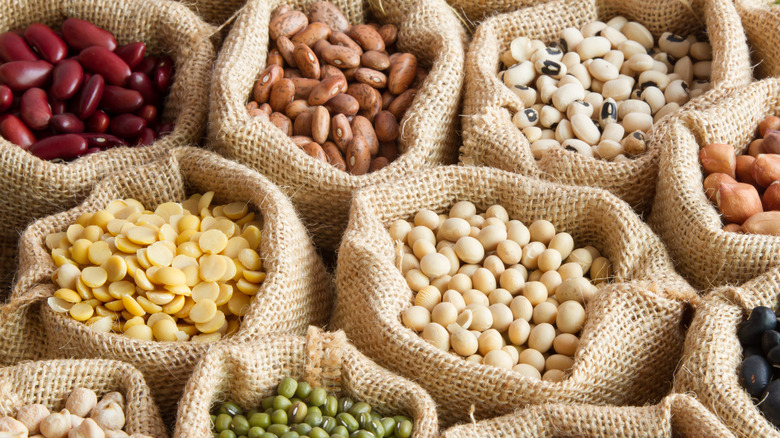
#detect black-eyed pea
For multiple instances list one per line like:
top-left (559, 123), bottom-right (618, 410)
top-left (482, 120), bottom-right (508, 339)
top-left (577, 36), bottom-right (611, 60)
top-left (512, 108), bottom-right (538, 129)
top-left (654, 102), bottom-right (679, 123)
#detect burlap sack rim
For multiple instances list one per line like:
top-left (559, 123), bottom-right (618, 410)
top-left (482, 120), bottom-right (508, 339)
top-left (735, 0), bottom-right (780, 79)
top-left (208, 0), bottom-right (466, 190)
top-left (0, 0), bottom-right (217, 177)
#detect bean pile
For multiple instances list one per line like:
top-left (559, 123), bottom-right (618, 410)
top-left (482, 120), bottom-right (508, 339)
top-left (395, 202), bottom-right (610, 380)
top-left (499, 16), bottom-right (712, 161)
top-left (248, 1), bottom-right (427, 175)
top-left (0, 19), bottom-right (174, 160)
top-left (45, 192), bottom-right (266, 342)
top-left (701, 115), bottom-right (780, 235)
top-left (0, 387), bottom-right (150, 438)
top-left (211, 377), bottom-right (414, 438)
top-left (738, 306), bottom-right (780, 427)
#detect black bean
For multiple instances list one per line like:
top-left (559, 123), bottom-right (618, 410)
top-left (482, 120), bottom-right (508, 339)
top-left (763, 330), bottom-right (780, 355)
top-left (740, 355), bottom-right (772, 398)
top-left (762, 380), bottom-right (780, 427)
top-left (738, 306), bottom-right (777, 346)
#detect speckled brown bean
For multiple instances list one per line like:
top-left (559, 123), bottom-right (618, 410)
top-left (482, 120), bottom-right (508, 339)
top-left (359, 87), bottom-right (382, 122)
top-left (269, 11), bottom-right (308, 40)
top-left (312, 105), bottom-right (330, 143)
top-left (303, 141), bottom-right (328, 162)
top-left (349, 25), bottom-right (385, 52)
top-left (270, 112), bottom-right (293, 136)
top-left (267, 49), bottom-right (284, 67)
top-left (307, 1), bottom-right (350, 33)
top-left (388, 53), bottom-right (417, 94)
top-left (253, 64), bottom-right (284, 103)
top-left (322, 141), bottom-right (346, 170)
top-left (343, 67), bottom-right (358, 81)
top-left (370, 156), bottom-right (390, 172)
top-left (293, 110), bottom-right (313, 136)
top-left (378, 141), bottom-right (398, 161)
top-left (293, 43), bottom-right (320, 79)
top-left (331, 113), bottom-right (352, 152)
top-left (379, 24), bottom-right (398, 46)
top-left (291, 78), bottom-right (319, 100)
top-left (313, 39), bottom-right (331, 59)
top-left (347, 83), bottom-right (376, 110)
top-left (351, 115), bottom-right (378, 154)
top-left (329, 32), bottom-right (363, 55)
top-left (248, 108), bottom-right (267, 119)
top-left (259, 103), bottom-right (272, 116)
top-left (284, 68), bottom-right (302, 79)
top-left (276, 37), bottom-right (297, 67)
top-left (375, 110), bottom-right (399, 142)
top-left (382, 90), bottom-right (395, 109)
top-left (414, 67), bottom-right (428, 87)
top-left (325, 93), bottom-right (359, 116)
top-left (346, 135), bottom-right (371, 174)
top-left (291, 22), bottom-right (332, 47)
top-left (321, 45), bottom-right (360, 69)
top-left (320, 64), bottom-right (347, 84)
top-left (361, 50), bottom-right (390, 71)
top-left (308, 75), bottom-right (345, 105)
top-left (388, 88), bottom-right (416, 119)
top-left (355, 68), bottom-right (387, 88)
top-left (291, 135), bottom-right (313, 147)
top-left (272, 4), bottom-right (290, 19)
top-left (269, 78), bottom-right (295, 112)
top-left (285, 99), bottom-right (312, 119)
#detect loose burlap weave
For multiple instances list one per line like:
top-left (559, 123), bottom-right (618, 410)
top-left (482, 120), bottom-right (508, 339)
top-left (674, 265), bottom-right (780, 438)
top-left (176, 0), bottom-right (248, 26)
top-left (2, 146), bottom-right (332, 420)
top-left (736, 0), bottom-right (780, 79)
top-left (460, 0), bottom-right (753, 214)
top-left (649, 78), bottom-right (780, 291)
top-left (0, 359), bottom-right (168, 437)
top-left (443, 0), bottom-right (552, 29)
top-left (332, 165), bottom-right (696, 426)
top-left (174, 327), bottom-right (438, 437)
top-left (0, 0), bottom-right (216, 299)
top-left (207, 0), bottom-right (466, 250)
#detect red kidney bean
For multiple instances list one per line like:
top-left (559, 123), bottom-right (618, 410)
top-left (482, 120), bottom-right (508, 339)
top-left (0, 32), bottom-right (38, 62)
top-left (135, 128), bottom-right (155, 146)
top-left (78, 132), bottom-right (126, 149)
top-left (84, 147), bottom-right (101, 155)
top-left (24, 23), bottom-right (67, 64)
top-left (157, 122), bottom-right (174, 136)
top-left (28, 134), bottom-right (87, 159)
top-left (85, 110), bottom-right (109, 133)
top-left (0, 60), bottom-right (53, 91)
top-left (109, 113), bottom-right (145, 137)
top-left (133, 56), bottom-right (156, 77)
top-left (79, 47), bottom-right (131, 86)
top-left (114, 42), bottom-right (145, 69)
top-left (49, 96), bottom-right (66, 115)
top-left (136, 104), bottom-right (157, 123)
top-left (77, 74), bottom-right (104, 119)
top-left (20, 87), bottom-right (51, 130)
top-left (126, 72), bottom-right (159, 106)
top-left (61, 18), bottom-right (117, 51)
top-left (50, 59), bottom-right (84, 100)
top-left (0, 85), bottom-right (12, 111)
top-left (152, 56), bottom-right (173, 93)
top-left (50, 113), bottom-right (85, 133)
top-left (100, 85), bottom-right (143, 113)
top-left (0, 114), bottom-right (36, 148)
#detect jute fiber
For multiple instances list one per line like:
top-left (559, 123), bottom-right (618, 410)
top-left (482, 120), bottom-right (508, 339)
top-left (207, 0), bottom-right (467, 250)
top-left (444, 0), bottom-right (552, 29)
top-left (0, 0), bottom-right (217, 299)
top-left (176, 0), bottom-right (248, 26)
top-left (0, 359), bottom-right (168, 437)
top-left (736, 0), bottom-right (780, 79)
top-left (674, 266), bottom-right (780, 438)
top-left (649, 78), bottom-right (780, 291)
top-left (332, 165), bottom-right (696, 426)
top-left (5, 146), bottom-right (332, 421)
top-left (460, 0), bottom-right (753, 214)
top-left (440, 394), bottom-right (734, 437)
top-left (173, 327), bottom-right (439, 437)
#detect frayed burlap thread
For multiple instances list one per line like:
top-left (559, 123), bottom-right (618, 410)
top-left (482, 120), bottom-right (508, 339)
top-left (207, 0), bottom-right (467, 250)
top-left (649, 78), bottom-right (780, 291)
top-left (332, 165), bottom-right (696, 427)
top-left (460, 0), bottom-right (753, 213)
top-left (175, 0), bottom-right (248, 26)
top-left (0, 0), bottom-right (216, 299)
top-left (0, 359), bottom-right (168, 437)
top-left (173, 327), bottom-right (439, 437)
top-left (4, 147), bottom-right (332, 421)
top-left (440, 394), bottom-right (734, 437)
top-left (443, 0), bottom-right (552, 29)
top-left (735, 0), bottom-right (780, 79)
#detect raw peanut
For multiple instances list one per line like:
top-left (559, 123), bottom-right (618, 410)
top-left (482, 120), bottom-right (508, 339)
top-left (355, 67), bottom-right (387, 88)
top-left (723, 223), bottom-right (742, 233)
top-left (346, 135), bottom-right (370, 174)
top-left (717, 183), bottom-right (763, 224)
top-left (291, 77), bottom-right (319, 100)
top-left (259, 103), bottom-right (273, 116)
top-left (374, 110), bottom-right (399, 142)
top-left (269, 78), bottom-right (295, 113)
top-left (322, 141), bottom-right (346, 170)
top-left (308, 1), bottom-right (350, 33)
top-left (50, 59), bottom-right (84, 100)
top-left (330, 113), bottom-right (352, 153)
top-left (114, 42), bottom-right (146, 69)
top-left (348, 25), bottom-right (385, 52)
top-left (321, 44), bottom-right (360, 68)
top-left (351, 115), bottom-right (378, 155)
top-left (369, 156), bottom-right (390, 172)
top-left (753, 154), bottom-right (780, 187)
top-left (311, 105), bottom-right (330, 144)
top-left (324, 93), bottom-right (359, 116)
top-left (267, 49), bottom-right (284, 67)
top-left (378, 141), bottom-right (398, 161)
top-left (61, 18), bottom-right (117, 51)
top-left (24, 23), bottom-right (66, 64)
top-left (763, 130), bottom-right (780, 154)
top-left (269, 11), bottom-right (308, 40)
top-left (254, 65), bottom-right (284, 103)
top-left (293, 110), bottom-right (313, 137)
top-left (270, 112), bottom-right (292, 136)
top-left (388, 88), bottom-right (416, 120)
top-left (293, 43), bottom-right (321, 79)
top-left (20, 87), bottom-right (51, 130)
top-left (699, 143), bottom-right (736, 178)
top-left (759, 116), bottom-right (780, 138)
top-left (748, 139), bottom-right (765, 157)
top-left (0, 114), bottom-right (36, 148)
top-left (347, 82), bottom-right (377, 110)
top-left (764, 181), bottom-right (780, 211)
top-left (291, 135), bottom-right (313, 147)
top-left (0, 31), bottom-right (39, 62)
top-left (742, 211), bottom-right (780, 235)
top-left (79, 47), bottom-right (131, 86)
top-left (276, 36), bottom-right (297, 67)
top-left (329, 32), bottom-right (363, 55)
top-left (736, 155), bottom-right (758, 186)
top-left (291, 22), bottom-right (332, 46)
top-left (361, 50), bottom-right (391, 70)
top-left (388, 53), bottom-right (417, 94)
top-left (303, 141), bottom-right (328, 162)
top-left (308, 75), bottom-right (345, 105)
top-left (378, 24), bottom-right (398, 46)
top-left (321, 64), bottom-right (347, 84)
top-left (703, 173), bottom-right (737, 202)
top-left (285, 99), bottom-right (312, 119)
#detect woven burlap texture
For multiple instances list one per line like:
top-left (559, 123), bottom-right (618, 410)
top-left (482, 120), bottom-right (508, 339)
top-left (174, 327), bottom-right (438, 437)
top-left (2, 146), bottom-right (332, 421)
top-left (648, 78), bottom-right (780, 291)
top-left (176, 0), bottom-right (247, 26)
top-left (0, 0), bottom-right (216, 299)
top-left (673, 265), bottom-right (780, 438)
top-left (331, 165), bottom-right (696, 427)
top-left (444, 0), bottom-right (552, 29)
top-left (440, 394), bottom-right (735, 437)
top-left (459, 0), bottom-right (753, 214)
top-left (736, 0), bottom-right (780, 79)
top-left (0, 359), bottom-right (168, 437)
top-left (207, 0), bottom-right (467, 251)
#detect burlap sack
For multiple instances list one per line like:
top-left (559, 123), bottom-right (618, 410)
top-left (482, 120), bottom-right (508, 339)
top-left (2, 146), bottom-right (332, 421)
top-left (176, 0), bottom-right (248, 26)
top-left (736, 0), bottom-right (780, 79)
top-left (460, 0), bottom-right (753, 214)
top-left (207, 0), bottom-right (466, 251)
top-left (0, 0), bottom-right (216, 299)
top-left (332, 165), bottom-right (696, 427)
top-left (444, 0), bottom-right (552, 29)
top-left (440, 394), bottom-right (734, 437)
top-left (648, 78), bottom-right (780, 291)
top-left (174, 327), bottom-right (438, 437)
top-left (0, 359), bottom-right (167, 437)
top-left (673, 265), bottom-right (780, 437)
